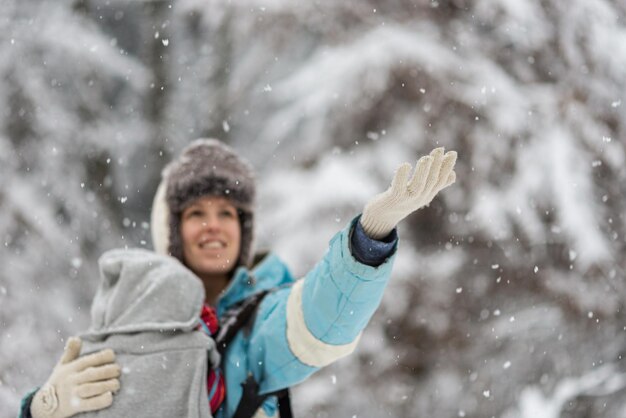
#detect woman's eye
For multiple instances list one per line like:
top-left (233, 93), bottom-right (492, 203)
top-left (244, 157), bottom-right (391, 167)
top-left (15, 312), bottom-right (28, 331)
top-left (220, 210), bottom-right (236, 218)
top-left (187, 210), bottom-right (203, 218)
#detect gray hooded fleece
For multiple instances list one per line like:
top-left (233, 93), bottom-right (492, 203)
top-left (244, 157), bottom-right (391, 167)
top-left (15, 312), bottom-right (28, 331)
top-left (78, 248), bottom-right (216, 418)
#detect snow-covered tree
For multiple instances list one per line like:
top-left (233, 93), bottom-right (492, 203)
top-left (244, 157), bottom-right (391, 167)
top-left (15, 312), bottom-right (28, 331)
top-left (0, 0), bottom-right (151, 409)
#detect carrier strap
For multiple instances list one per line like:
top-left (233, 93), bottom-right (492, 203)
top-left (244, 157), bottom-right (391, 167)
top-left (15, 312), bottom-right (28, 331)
top-left (215, 289), bottom-right (294, 418)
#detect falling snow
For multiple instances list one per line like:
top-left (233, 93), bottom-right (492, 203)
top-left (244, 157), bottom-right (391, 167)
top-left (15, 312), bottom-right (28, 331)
top-left (1, 1), bottom-right (625, 417)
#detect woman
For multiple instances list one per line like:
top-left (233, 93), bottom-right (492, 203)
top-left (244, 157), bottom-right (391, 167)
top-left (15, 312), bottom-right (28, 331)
top-left (22, 139), bottom-right (457, 418)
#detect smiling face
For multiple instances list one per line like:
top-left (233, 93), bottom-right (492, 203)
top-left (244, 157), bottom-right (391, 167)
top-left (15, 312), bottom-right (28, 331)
top-left (180, 196), bottom-right (242, 281)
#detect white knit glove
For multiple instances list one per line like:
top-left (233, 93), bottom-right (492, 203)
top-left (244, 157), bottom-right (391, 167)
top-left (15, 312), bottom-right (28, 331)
top-left (30, 337), bottom-right (121, 418)
top-left (360, 147), bottom-right (457, 239)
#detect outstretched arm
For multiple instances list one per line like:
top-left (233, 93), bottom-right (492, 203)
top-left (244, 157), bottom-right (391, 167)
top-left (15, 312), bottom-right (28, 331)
top-left (288, 147), bottom-right (458, 356)
top-left (238, 148), bottom-right (457, 414)
top-left (286, 147), bottom-right (458, 365)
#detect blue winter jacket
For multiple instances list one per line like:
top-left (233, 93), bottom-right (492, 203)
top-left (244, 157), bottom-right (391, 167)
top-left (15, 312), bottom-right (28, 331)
top-left (214, 216), bottom-right (397, 417)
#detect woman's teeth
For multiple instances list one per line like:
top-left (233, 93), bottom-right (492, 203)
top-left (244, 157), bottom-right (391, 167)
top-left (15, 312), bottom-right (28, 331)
top-left (201, 241), bottom-right (224, 249)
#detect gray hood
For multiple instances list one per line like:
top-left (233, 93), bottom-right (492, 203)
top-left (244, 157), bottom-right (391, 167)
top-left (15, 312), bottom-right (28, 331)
top-left (84, 248), bottom-right (205, 339)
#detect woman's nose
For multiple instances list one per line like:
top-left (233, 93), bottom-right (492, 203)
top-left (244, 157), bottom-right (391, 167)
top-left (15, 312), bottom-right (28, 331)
top-left (201, 215), bottom-right (221, 231)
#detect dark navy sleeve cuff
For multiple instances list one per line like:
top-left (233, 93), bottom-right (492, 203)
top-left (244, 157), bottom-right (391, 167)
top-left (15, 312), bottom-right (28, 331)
top-left (19, 388), bottom-right (38, 418)
top-left (350, 215), bottom-right (398, 267)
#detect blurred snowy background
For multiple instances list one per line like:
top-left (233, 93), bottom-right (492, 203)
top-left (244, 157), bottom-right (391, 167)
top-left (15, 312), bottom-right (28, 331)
top-left (1, 0), bottom-right (626, 417)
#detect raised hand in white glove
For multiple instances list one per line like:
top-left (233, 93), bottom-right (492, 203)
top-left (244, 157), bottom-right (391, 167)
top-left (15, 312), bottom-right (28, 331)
top-left (360, 147), bottom-right (457, 239)
top-left (30, 337), bottom-right (121, 418)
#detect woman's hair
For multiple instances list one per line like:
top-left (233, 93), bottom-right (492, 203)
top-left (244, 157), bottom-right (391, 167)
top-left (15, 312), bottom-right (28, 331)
top-left (151, 138), bottom-right (256, 269)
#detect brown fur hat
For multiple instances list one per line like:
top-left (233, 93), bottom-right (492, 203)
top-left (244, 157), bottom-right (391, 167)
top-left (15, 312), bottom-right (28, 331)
top-left (151, 139), bottom-right (256, 270)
